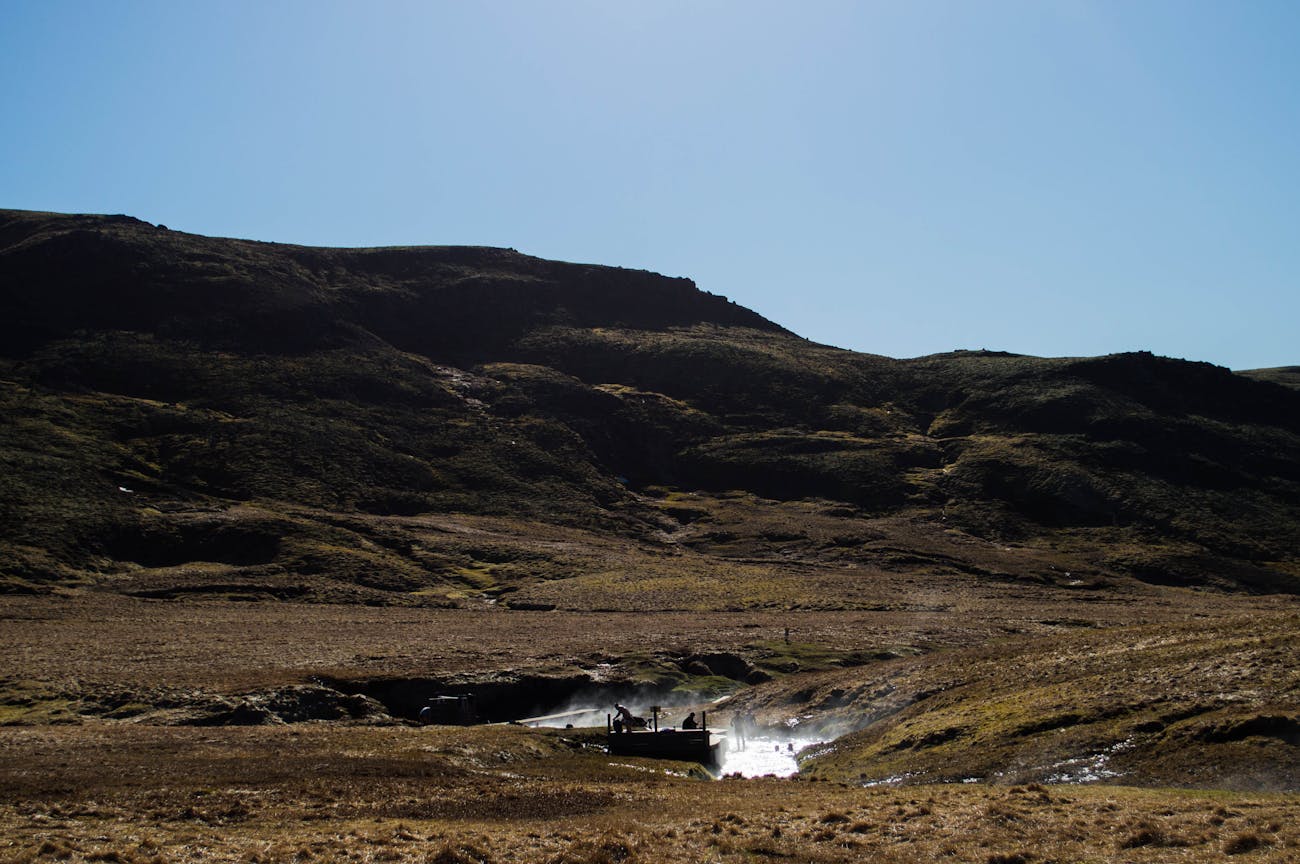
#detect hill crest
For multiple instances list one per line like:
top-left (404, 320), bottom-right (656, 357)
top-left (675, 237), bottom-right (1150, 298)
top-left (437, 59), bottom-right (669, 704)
top-left (2, 208), bottom-right (1298, 605)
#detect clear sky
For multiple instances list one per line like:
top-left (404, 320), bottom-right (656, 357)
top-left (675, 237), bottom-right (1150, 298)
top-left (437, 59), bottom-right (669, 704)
top-left (3, 1), bottom-right (1297, 370)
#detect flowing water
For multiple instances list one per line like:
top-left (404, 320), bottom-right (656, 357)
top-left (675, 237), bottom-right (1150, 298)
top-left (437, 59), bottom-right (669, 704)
top-left (519, 705), bottom-right (826, 778)
top-left (717, 735), bottom-right (824, 778)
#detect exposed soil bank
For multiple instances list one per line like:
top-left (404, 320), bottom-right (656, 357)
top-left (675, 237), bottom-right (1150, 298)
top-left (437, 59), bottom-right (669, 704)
top-left (328, 673), bottom-right (728, 725)
top-left (323, 649), bottom-right (775, 724)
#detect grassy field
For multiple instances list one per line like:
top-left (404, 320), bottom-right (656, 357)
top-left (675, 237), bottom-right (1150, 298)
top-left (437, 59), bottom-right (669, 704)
top-left (2, 723), bottom-right (1299, 863)
top-left (1, 586), bottom-right (1283, 705)
top-left (2, 593), bottom-right (1298, 862)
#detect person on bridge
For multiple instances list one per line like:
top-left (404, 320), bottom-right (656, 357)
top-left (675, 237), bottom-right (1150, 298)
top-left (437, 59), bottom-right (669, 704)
top-left (681, 711), bottom-right (698, 729)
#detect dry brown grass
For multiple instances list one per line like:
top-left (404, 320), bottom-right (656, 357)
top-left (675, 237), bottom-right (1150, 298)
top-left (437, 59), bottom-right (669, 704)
top-left (3, 552), bottom-right (1298, 862)
top-left (738, 610), bottom-right (1300, 789)
top-left (3, 571), bottom-right (1279, 696)
top-left (1, 723), bottom-right (1298, 863)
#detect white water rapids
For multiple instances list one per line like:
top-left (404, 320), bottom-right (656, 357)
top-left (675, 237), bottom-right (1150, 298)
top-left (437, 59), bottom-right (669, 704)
top-left (717, 735), bottom-right (825, 778)
top-left (518, 707), bottom-right (825, 778)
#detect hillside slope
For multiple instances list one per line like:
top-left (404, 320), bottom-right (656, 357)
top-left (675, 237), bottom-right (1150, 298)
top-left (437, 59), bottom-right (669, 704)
top-left (1241, 366), bottom-right (1300, 391)
top-left (3, 208), bottom-right (1299, 604)
top-left (733, 610), bottom-right (1300, 790)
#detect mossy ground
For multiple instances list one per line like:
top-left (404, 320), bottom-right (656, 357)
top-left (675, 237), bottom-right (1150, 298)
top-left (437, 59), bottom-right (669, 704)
top-left (0, 680), bottom-right (78, 726)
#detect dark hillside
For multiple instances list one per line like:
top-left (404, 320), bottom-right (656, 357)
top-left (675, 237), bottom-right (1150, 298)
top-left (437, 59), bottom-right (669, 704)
top-left (2, 209), bottom-right (1299, 601)
top-left (0, 210), bottom-right (780, 359)
top-left (1241, 366), bottom-right (1300, 391)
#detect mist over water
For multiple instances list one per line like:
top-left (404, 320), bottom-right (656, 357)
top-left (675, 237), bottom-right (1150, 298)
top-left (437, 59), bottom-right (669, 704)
top-left (518, 696), bottom-right (718, 730)
top-left (520, 707), bottom-right (610, 728)
top-left (517, 696), bottom-right (832, 778)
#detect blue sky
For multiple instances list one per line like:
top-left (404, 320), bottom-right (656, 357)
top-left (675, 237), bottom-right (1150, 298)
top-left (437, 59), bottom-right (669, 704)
top-left (3, 1), bottom-right (1297, 369)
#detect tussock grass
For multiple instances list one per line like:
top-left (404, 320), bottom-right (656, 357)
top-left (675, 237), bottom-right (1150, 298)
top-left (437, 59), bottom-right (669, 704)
top-left (757, 611), bottom-right (1300, 790)
top-left (2, 724), bottom-right (1298, 863)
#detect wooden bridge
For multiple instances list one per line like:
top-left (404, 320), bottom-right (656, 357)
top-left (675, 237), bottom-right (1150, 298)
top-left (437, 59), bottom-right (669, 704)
top-left (606, 707), bottom-right (724, 767)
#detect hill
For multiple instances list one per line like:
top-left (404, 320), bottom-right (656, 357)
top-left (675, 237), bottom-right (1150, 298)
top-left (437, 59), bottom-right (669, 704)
top-left (1241, 366), bottom-right (1300, 391)
top-left (739, 609), bottom-right (1300, 790)
top-left (3, 208), bottom-right (1298, 605)
top-left (4, 208), bottom-right (1300, 797)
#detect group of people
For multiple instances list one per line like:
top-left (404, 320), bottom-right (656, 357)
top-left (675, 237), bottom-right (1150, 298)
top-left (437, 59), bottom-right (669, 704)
top-left (731, 711), bottom-right (758, 749)
top-left (612, 704), bottom-right (703, 732)
top-left (612, 704), bottom-right (759, 742)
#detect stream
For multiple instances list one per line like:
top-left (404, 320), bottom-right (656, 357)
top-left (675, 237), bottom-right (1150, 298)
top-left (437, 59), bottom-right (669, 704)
top-left (717, 735), bottom-right (825, 778)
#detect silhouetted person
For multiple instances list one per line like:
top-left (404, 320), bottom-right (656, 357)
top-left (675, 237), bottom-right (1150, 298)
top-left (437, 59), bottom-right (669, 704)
top-left (614, 704), bottom-right (635, 733)
top-left (731, 713), bottom-right (746, 750)
top-left (681, 711), bottom-right (698, 729)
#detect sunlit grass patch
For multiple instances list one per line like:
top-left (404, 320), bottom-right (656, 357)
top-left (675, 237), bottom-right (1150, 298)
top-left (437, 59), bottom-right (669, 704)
top-left (0, 679), bottom-right (79, 726)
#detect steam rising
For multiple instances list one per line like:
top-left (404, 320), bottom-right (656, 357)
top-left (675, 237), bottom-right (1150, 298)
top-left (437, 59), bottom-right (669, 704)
top-left (516, 687), bottom-right (721, 730)
top-left (516, 690), bottom-right (832, 778)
